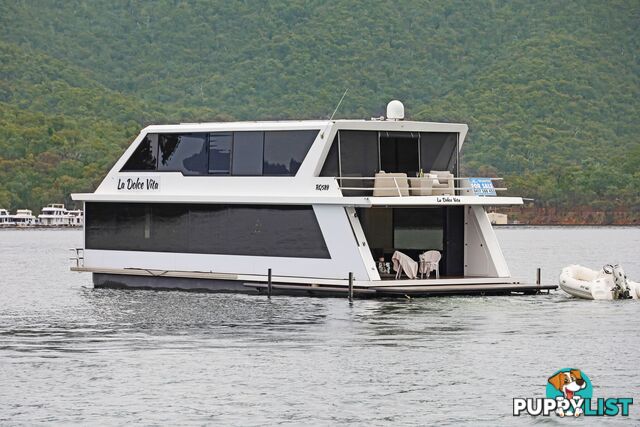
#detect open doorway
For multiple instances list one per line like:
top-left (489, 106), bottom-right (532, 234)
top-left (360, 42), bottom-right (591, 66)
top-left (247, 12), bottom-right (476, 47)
top-left (357, 207), bottom-right (464, 278)
top-left (379, 132), bottom-right (419, 176)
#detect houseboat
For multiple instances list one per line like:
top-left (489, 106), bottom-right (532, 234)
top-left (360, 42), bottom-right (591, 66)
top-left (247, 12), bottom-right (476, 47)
top-left (38, 204), bottom-right (72, 226)
top-left (12, 209), bottom-right (37, 227)
top-left (71, 101), bottom-right (554, 296)
top-left (67, 209), bottom-right (84, 226)
top-left (0, 209), bottom-right (14, 227)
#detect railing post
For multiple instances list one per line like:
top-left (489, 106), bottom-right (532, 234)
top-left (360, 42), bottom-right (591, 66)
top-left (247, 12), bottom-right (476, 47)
top-left (348, 272), bottom-right (354, 304)
top-left (268, 268), bottom-right (272, 299)
top-left (536, 268), bottom-right (541, 285)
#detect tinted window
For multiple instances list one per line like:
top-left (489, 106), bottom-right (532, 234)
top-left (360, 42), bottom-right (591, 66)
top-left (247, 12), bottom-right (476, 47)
top-left (339, 130), bottom-right (379, 177)
top-left (85, 203), bottom-right (330, 258)
top-left (420, 132), bottom-right (458, 174)
top-left (339, 130), bottom-right (379, 194)
top-left (394, 208), bottom-right (444, 250)
top-left (263, 130), bottom-right (317, 176)
top-left (209, 133), bottom-right (232, 175)
top-left (121, 134), bottom-right (158, 171)
top-left (319, 135), bottom-right (339, 176)
top-left (232, 132), bottom-right (264, 175)
top-left (158, 133), bottom-right (208, 175)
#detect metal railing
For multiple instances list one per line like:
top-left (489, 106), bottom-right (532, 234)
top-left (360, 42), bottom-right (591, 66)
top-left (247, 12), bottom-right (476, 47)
top-left (335, 176), bottom-right (507, 197)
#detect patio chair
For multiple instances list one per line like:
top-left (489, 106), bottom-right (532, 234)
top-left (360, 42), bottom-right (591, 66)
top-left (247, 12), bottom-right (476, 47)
top-left (419, 250), bottom-right (441, 279)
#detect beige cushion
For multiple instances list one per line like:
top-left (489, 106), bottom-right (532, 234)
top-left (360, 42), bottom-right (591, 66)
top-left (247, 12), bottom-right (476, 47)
top-left (430, 170), bottom-right (455, 196)
top-left (409, 175), bottom-right (436, 196)
top-left (373, 172), bottom-right (409, 196)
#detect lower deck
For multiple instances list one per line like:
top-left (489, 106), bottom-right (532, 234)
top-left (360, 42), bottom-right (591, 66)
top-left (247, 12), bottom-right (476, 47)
top-left (81, 269), bottom-right (556, 297)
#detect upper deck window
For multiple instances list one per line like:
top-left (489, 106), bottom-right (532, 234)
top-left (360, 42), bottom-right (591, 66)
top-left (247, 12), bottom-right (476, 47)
top-left (121, 134), bottom-right (158, 171)
top-left (232, 131), bottom-right (264, 175)
top-left (158, 133), bottom-right (208, 175)
top-left (319, 130), bottom-right (459, 178)
top-left (121, 130), bottom-right (318, 176)
top-left (263, 130), bottom-right (317, 176)
top-left (209, 133), bottom-right (232, 175)
top-left (420, 132), bottom-right (458, 172)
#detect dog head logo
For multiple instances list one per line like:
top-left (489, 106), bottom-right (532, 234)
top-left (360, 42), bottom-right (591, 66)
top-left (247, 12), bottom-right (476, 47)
top-left (548, 369), bottom-right (586, 400)
top-left (546, 368), bottom-right (593, 416)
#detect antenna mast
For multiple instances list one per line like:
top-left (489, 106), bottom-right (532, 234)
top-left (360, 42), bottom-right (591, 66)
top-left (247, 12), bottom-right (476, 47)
top-left (321, 88), bottom-right (348, 139)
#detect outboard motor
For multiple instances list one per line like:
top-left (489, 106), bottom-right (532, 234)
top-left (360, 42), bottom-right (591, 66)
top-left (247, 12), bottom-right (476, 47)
top-left (604, 264), bottom-right (631, 299)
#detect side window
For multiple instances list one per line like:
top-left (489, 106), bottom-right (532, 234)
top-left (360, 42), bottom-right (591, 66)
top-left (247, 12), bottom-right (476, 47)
top-left (158, 133), bottom-right (208, 175)
top-left (319, 135), bottom-right (339, 176)
top-left (208, 133), bottom-right (232, 175)
top-left (263, 130), bottom-right (317, 176)
top-left (232, 132), bottom-right (264, 176)
top-left (419, 132), bottom-right (458, 174)
top-left (339, 130), bottom-right (379, 178)
top-left (121, 134), bottom-right (158, 171)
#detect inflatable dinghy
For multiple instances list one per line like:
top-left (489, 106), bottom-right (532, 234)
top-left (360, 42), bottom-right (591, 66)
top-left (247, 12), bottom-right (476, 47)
top-left (559, 264), bottom-right (640, 300)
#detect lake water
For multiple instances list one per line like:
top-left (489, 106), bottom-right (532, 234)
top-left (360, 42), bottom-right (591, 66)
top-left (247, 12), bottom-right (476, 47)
top-left (0, 227), bottom-right (638, 425)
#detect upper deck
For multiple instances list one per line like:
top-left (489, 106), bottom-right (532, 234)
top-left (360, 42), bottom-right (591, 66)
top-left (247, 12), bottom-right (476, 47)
top-left (72, 117), bottom-right (522, 207)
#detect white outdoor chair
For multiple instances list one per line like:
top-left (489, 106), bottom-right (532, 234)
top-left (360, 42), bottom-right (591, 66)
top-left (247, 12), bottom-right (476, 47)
top-left (392, 250), bottom-right (418, 279)
top-left (419, 251), bottom-right (441, 279)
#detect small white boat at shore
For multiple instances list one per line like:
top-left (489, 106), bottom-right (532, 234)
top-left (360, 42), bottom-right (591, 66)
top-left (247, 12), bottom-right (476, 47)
top-left (559, 264), bottom-right (640, 300)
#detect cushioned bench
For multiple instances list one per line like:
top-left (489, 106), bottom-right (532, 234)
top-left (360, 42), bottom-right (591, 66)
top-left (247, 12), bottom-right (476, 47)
top-left (373, 171), bottom-right (410, 196)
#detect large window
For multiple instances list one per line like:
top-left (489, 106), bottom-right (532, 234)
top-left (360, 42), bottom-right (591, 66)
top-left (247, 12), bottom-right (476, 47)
top-left (121, 134), bottom-right (158, 171)
top-left (393, 208), bottom-right (443, 250)
top-left (158, 133), bottom-right (208, 175)
top-left (232, 132), bottom-right (264, 175)
top-left (85, 202), bottom-right (330, 259)
top-left (121, 130), bottom-right (318, 177)
top-left (264, 131), bottom-right (317, 176)
top-left (420, 133), bottom-right (458, 173)
top-left (319, 130), bottom-right (459, 178)
top-left (208, 133), bottom-right (232, 175)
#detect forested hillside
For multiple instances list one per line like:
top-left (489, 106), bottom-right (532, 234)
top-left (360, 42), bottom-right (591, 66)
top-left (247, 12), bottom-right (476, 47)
top-left (0, 0), bottom-right (638, 218)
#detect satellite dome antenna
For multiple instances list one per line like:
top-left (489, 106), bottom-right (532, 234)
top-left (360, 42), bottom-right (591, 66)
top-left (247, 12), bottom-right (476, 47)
top-left (386, 100), bottom-right (405, 121)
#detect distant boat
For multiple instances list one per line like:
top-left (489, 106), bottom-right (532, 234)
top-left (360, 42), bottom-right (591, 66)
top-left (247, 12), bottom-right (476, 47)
top-left (38, 204), bottom-right (77, 227)
top-left (0, 209), bottom-right (15, 227)
top-left (12, 209), bottom-right (37, 227)
top-left (67, 209), bottom-right (84, 227)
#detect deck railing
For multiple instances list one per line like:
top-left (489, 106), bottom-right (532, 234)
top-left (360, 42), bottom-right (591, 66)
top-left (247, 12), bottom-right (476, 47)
top-left (336, 176), bottom-right (506, 197)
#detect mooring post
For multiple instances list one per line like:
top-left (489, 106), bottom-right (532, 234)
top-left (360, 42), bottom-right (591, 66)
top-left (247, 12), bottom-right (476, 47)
top-left (348, 272), bottom-right (354, 304)
top-left (536, 267), bottom-right (541, 286)
top-left (268, 268), bottom-right (272, 299)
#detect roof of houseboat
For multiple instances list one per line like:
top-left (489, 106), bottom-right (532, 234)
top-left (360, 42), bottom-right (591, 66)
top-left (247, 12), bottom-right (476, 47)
top-left (143, 119), bottom-right (468, 136)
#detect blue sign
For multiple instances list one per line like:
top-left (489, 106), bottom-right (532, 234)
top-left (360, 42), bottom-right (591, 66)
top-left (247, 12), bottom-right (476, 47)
top-left (469, 178), bottom-right (496, 196)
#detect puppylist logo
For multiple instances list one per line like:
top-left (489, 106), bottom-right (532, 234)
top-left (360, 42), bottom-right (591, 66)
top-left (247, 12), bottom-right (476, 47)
top-left (513, 368), bottom-right (633, 417)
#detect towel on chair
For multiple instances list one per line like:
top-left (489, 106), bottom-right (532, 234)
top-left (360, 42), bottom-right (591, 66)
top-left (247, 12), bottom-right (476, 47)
top-left (391, 251), bottom-right (418, 279)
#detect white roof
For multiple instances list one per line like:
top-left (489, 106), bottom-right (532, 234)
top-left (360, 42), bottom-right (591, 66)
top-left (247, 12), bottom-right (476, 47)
top-left (143, 119), bottom-right (467, 134)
